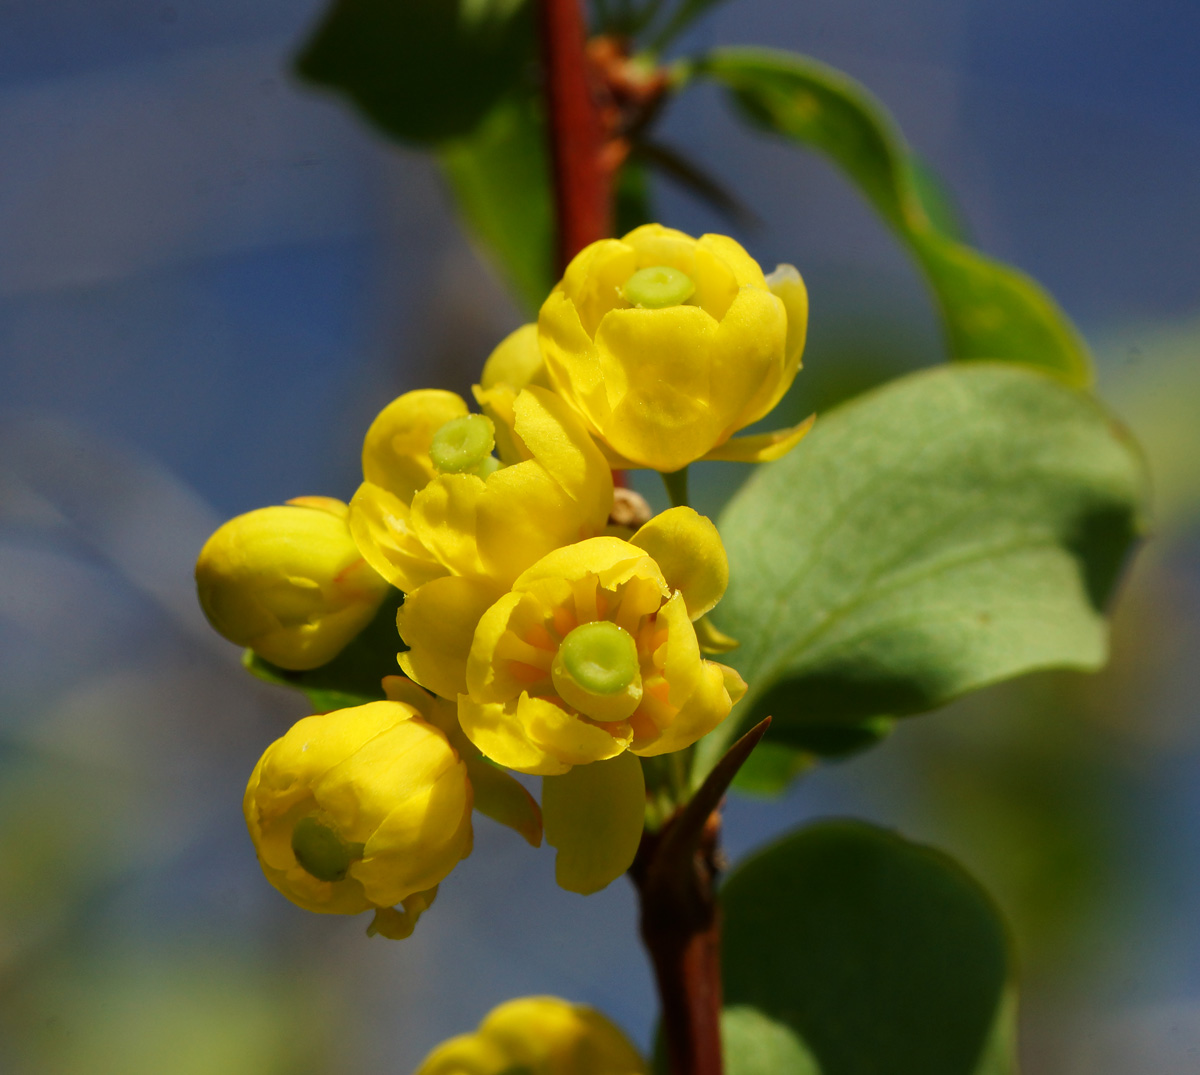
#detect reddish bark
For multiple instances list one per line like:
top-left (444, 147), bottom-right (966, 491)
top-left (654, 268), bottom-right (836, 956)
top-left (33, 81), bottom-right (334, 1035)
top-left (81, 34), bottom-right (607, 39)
top-left (537, 0), bottom-right (613, 268)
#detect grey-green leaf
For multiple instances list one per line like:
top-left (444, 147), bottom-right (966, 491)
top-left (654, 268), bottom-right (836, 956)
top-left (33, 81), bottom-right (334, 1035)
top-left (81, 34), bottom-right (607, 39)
top-left (722, 821), bottom-right (1016, 1075)
top-left (295, 0), bottom-right (534, 146)
top-left (698, 364), bottom-right (1147, 778)
top-left (700, 47), bottom-right (1092, 386)
top-left (439, 93), bottom-right (555, 314)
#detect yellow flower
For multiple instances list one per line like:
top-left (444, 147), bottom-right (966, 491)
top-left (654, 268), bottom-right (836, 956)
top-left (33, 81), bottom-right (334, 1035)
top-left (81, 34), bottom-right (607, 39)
top-left (458, 507), bottom-right (745, 776)
top-left (439, 507), bottom-right (746, 893)
top-left (537, 223), bottom-right (813, 473)
top-left (415, 996), bottom-right (646, 1075)
top-left (243, 699), bottom-right (473, 939)
top-left (349, 386), bottom-right (613, 597)
top-left (195, 497), bottom-right (389, 671)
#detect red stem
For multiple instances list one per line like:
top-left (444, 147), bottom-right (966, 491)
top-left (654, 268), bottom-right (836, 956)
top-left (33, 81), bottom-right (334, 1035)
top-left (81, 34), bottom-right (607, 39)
top-left (631, 812), bottom-right (725, 1075)
top-left (537, 0), bottom-right (613, 270)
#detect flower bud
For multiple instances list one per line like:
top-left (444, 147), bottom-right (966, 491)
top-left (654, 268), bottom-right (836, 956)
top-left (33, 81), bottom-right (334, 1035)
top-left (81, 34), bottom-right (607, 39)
top-left (415, 996), bottom-right (646, 1075)
top-left (243, 699), bottom-right (473, 937)
top-left (538, 224), bottom-right (814, 472)
top-left (195, 497), bottom-right (389, 670)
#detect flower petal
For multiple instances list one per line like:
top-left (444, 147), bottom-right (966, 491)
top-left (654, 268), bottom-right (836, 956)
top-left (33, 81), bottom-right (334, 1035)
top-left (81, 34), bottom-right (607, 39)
top-left (397, 575), bottom-right (503, 700)
top-left (479, 322), bottom-right (549, 391)
top-left (708, 285), bottom-right (789, 437)
top-left (362, 389), bottom-right (468, 503)
top-left (513, 536), bottom-right (666, 597)
top-left (349, 481), bottom-right (449, 592)
top-left (538, 290), bottom-right (612, 438)
top-left (701, 414), bottom-right (816, 463)
top-left (766, 262), bottom-right (809, 374)
top-left (465, 756), bottom-right (543, 847)
top-left (353, 760), bottom-right (473, 906)
top-left (513, 385), bottom-right (612, 525)
top-left (632, 658), bottom-right (733, 758)
top-left (542, 752), bottom-right (645, 894)
top-left (475, 462), bottom-right (587, 586)
top-left (594, 306), bottom-right (725, 471)
top-left (410, 473), bottom-right (487, 579)
top-left (457, 694), bottom-right (570, 776)
top-left (631, 506), bottom-right (728, 620)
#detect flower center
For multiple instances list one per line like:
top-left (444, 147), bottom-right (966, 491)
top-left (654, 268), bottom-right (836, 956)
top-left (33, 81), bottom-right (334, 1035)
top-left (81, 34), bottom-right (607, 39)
top-left (557, 621), bottom-right (639, 696)
top-left (291, 816), bottom-right (364, 883)
top-left (622, 266), bottom-right (696, 309)
top-left (429, 414), bottom-right (496, 474)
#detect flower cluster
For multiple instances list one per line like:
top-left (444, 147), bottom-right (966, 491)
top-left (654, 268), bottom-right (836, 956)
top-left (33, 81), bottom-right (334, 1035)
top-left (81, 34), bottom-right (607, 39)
top-left (197, 225), bottom-right (809, 935)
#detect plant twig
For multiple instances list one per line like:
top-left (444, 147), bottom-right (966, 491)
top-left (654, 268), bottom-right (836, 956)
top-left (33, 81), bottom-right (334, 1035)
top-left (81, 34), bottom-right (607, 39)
top-left (538, 0), bottom-right (613, 270)
top-left (630, 717), bottom-right (771, 1075)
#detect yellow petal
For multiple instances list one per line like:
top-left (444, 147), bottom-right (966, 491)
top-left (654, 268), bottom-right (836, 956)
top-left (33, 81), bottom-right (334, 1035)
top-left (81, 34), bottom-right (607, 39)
top-left (465, 756), bottom-right (543, 847)
top-left (472, 383), bottom-right (531, 466)
top-left (475, 462), bottom-right (586, 586)
top-left (707, 285), bottom-right (789, 436)
top-left (698, 232), bottom-right (768, 288)
top-left (397, 575), bottom-right (502, 700)
top-left (702, 414), bottom-right (816, 463)
top-left (368, 886), bottom-right (440, 941)
top-left (457, 694), bottom-right (570, 776)
top-left (410, 473), bottom-right (487, 578)
top-left (659, 590), bottom-right (704, 708)
top-left (513, 536), bottom-right (666, 598)
top-left (633, 658), bottom-right (733, 758)
top-left (466, 590), bottom-right (541, 703)
top-left (513, 385), bottom-right (612, 525)
top-left (284, 495), bottom-right (349, 518)
top-left (560, 238), bottom-right (639, 337)
top-left (349, 481), bottom-right (449, 593)
top-left (315, 717), bottom-right (459, 841)
top-left (543, 752), bottom-right (645, 894)
top-left (353, 759), bottom-right (474, 905)
top-left (631, 506), bottom-right (728, 620)
top-left (538, 289), bottom-right (612, 438)
top-left (480, 322), bottom-right (550, 391)
top-left (593, 305), bottom-right (724, 472)
top-left (766, 262), bottom-right (809, 374)
top-left (362, 389), bottom-right (468, 503)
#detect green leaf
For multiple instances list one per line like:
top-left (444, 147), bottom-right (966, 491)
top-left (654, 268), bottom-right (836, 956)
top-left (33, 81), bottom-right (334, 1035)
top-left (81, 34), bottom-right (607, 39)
top-left (295, 0), bottom-right (535, 146)
top-left (721, 1007), bottom-right (821, 1075)
top-left (697, 363), bottom-right (1147, 779)
top-left (699, 48), bottom-right (1092, 387)
top-left (722, 821), bottom-right (1016, 1075)
top-left (439, 93), bottom-right (555, 313)
top-left (243, 588), bottom-right (405, 712)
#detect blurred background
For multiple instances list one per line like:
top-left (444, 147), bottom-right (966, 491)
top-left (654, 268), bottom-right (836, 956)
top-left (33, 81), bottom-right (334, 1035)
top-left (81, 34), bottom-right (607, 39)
top-left (0, 0), bottom-right (1197, 1071)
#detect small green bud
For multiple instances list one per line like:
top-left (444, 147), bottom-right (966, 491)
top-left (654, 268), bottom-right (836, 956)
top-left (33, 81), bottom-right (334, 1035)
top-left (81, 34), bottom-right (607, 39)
top-left (558, 621), bottom-right (639, 696)
top-left (622, 265), bottom-right (696, 309)
top-left (429, 414), bottom-right (496, 475)
top-left (291, 816), bottom-right (364, 883)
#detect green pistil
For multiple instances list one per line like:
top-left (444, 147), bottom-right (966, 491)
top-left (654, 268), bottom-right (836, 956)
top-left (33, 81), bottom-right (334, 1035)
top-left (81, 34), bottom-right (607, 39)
top-left (559, 621), bottom-right (639, 696)
top-left (429, 414), bottom-right (496, 474)
top-left (622, 265), bottom-right (696, 309)
top-left (291, 817), bottom-right (364, 883)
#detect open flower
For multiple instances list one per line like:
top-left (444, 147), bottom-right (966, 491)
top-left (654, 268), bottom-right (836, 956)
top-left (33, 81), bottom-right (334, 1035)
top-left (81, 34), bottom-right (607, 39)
top-left (195, 497), bottom-right (389, 670)
top-left (349, 385), bottom-right (613, 596)
top-left (415, 996), bottom-right (646, 1075)
top-left (457, 507), bottom-right (745, 777)
top-left (243, 699), bottom-right (473, 939)
top-left (433, 507), bottom-right (747, 894)
top-left (537, 223), bottom-right (812, 472)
